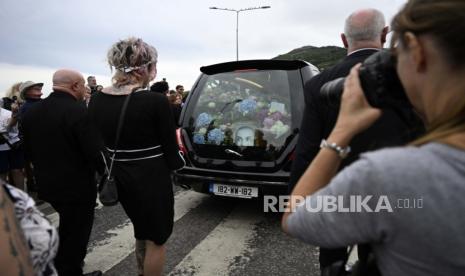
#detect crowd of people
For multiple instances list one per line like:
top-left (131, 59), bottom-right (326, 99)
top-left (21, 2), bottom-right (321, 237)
top-left (149, 81), bottom-right (186, 126)
top-left (0, 75), bottom-right (187, 193)
top-left (0, 40), bottom-right (188, 276)
top-left (1, 0), bottom-right (464, 275)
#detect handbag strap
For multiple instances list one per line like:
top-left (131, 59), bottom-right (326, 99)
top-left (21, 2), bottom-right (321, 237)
top-left (106, 90), bottom-right (135, 176)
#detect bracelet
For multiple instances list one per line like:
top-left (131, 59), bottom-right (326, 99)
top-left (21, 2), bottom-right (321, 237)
top-left (320, 139), bottom-right (351, 159)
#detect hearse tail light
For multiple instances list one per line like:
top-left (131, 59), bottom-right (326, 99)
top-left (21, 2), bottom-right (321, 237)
top-left (288, 149), bottom-right (296, 161)
top-left (176, 128), bottom-right (187, 156)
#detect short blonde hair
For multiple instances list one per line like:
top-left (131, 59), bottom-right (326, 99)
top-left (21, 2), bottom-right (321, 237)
top-left (107, 37), bottom-right (158, 87)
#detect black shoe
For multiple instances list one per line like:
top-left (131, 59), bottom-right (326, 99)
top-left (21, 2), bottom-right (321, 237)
top-left (321, 262), bottom-right (349, 276)
top-left (82, 271), bottom-right (102, 276)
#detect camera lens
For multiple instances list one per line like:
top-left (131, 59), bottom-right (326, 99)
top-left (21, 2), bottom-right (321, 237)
top-left (318, 50), bottom-right (410, 109)
top-left (319, 77), bottom-right (345, 107)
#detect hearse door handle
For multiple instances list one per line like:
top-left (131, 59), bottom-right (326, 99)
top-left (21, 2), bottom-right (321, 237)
top-left (225, 149), bottom-right (243, 157)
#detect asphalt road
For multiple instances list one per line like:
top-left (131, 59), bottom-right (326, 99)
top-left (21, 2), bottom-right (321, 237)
top-left (40, 185), bottom-right (322, 276)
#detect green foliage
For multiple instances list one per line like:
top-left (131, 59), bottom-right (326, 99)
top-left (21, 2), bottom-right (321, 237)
top-left (273, 45), bottom-right (346, 71)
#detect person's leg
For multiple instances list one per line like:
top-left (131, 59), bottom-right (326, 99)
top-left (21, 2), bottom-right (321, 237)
top-left (9, 169), bottom-right (24, 190)
top-left (0, 151), bottom-right (10, 183)
top-left (7, 148), bottom-right (25, 190)
top-left (143, 241), bottom-right (166, 276)
top-left (51, 201), bottom-right (95, 276)
top-left (135, 239), bottom-right (146, 275)
top-left (24, 161), bottom-right (36, 192)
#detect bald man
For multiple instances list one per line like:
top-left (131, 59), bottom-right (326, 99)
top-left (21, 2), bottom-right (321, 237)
top-left (21, 69), bottom-right (103, 276)
top-left (289, 9), bottom-right (422, 275)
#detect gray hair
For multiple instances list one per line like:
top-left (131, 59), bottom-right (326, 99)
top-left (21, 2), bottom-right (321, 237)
top-left (344, 9), bottom-right (386, 46)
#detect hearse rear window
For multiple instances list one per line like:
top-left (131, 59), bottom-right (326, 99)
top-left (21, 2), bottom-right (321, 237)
top-left (189, 70), bottom-right (294, 150)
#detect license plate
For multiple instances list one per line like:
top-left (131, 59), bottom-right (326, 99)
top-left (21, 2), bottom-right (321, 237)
top-left (209, 184), bottom-right (258, 198)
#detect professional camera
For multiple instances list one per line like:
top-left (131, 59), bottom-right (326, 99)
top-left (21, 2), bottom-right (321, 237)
top-left (319, 50), bottom-right (411, 109)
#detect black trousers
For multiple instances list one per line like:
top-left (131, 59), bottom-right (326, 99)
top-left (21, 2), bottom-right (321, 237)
top-left (50, 200), bottom-right (95, 276)
top-left (319, 247), bottom-right (348, 268)
top-left (320, 245), bottom-right (371, 271)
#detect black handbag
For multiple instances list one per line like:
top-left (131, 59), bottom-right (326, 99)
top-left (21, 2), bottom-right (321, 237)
top-left (99, 92), bottom-right (133, 206)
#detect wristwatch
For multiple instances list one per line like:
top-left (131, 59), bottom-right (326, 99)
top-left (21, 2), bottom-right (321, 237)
top-left (320, 139), bottom-right (351, 159)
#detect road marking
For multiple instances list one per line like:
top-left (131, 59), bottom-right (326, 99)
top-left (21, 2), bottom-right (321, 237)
top-left (168, 204), bottom-right (260, 276)
top-left (348, 245), bottom-right (358, 266)
top-left (82, 190), bottom-right (208, 273)
top-left (173, 189), bottom-right (209, 221)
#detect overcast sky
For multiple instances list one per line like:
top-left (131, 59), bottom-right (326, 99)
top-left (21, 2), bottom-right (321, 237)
top-left (0, 0), bottom-right (407, 96)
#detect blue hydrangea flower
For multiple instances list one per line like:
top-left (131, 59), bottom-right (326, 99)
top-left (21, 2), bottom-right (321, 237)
top-left (207, 128), bottom-right (225, 145)
top-left (238, 99), bottom-right (257, 114)
top-left (193, 133), bottom-right (205, 144)
top-left (195, 112), bottom-right (212, 127)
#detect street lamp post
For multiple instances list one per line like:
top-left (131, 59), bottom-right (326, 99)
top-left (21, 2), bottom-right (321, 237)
top-left (210, 6), bottom-right (270, 61)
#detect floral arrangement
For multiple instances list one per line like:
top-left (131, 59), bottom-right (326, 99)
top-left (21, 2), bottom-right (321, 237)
top-left (207, 128), bottom-right (225, 145)
top-left (192, 87), bottom-right (291, 146)
top-left (238, 99), bottom-right (257, 115)
top-left (261, 110), bottom-right (291, 138)
top-left (268, 120), bottom-right (290, 139)
top-left (195, 112), bottom-right (212, 127)
top-left (193, 133), bottom-right (205, 144)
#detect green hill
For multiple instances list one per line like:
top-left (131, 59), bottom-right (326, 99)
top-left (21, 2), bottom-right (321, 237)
top-left (273, 45), bottom-right (346, 70)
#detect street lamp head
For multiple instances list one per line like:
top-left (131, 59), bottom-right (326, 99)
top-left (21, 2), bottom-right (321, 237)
top-left (209, 5), bottom-right (271, 61)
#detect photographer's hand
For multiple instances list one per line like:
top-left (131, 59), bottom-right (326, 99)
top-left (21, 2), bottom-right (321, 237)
top-left (11, 102), bottom-right (19, 114)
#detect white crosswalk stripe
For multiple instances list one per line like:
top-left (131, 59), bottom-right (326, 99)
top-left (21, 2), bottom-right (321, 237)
top-left (44, 189), bottom-right (208, 274)
top-left (42, 191), bottom-right (317, 275)
top-left (168, 204), bottom-right (261, 276)
top-left (82, 190), bottom-right (208, 273)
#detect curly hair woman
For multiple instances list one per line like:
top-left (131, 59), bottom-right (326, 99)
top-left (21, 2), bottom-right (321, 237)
top-left (88, 37), bottom-right (184, 276)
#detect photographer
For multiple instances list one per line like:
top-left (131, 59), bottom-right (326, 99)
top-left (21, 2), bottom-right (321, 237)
top-left (289, 8), bottom-right (423, 273)
top-left (283, 0), bottom-right (465, 275)
top-left (2, 82), bottom-right (24, 111)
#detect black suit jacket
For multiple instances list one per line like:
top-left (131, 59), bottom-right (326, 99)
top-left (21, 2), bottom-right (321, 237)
top-left (289, 49), bottom-right (423, 190)
top-left (22, 92), bottom-right (104, 203)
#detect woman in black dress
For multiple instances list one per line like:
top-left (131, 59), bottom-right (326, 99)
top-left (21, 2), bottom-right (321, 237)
top-left (88, 37), bottom-right (184, 276)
